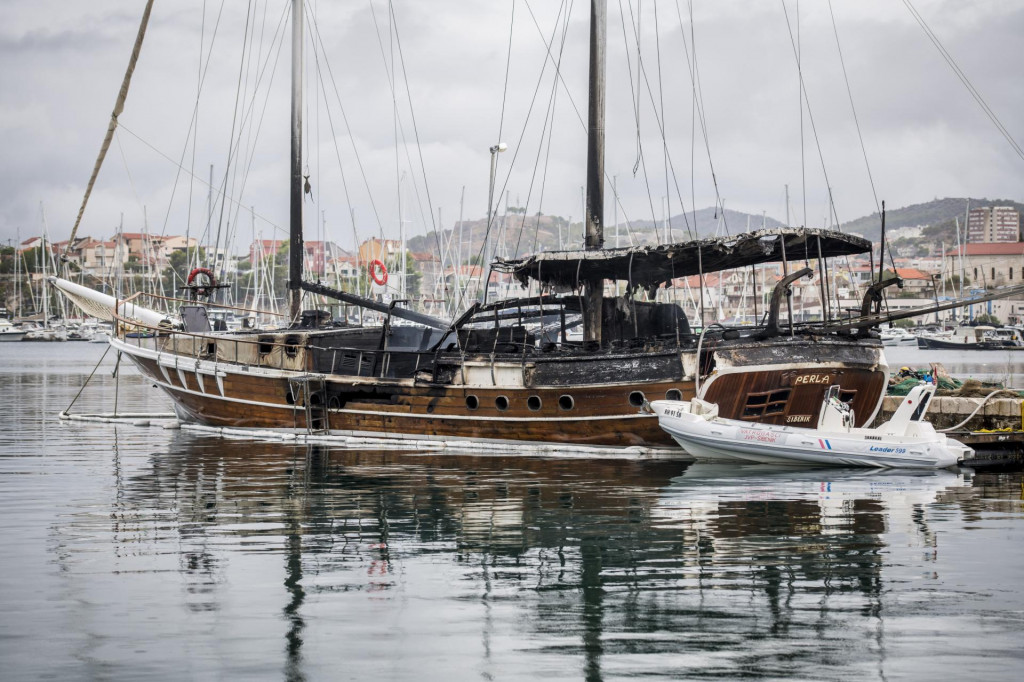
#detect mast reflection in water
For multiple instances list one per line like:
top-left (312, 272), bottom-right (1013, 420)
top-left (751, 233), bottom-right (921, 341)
top-left (3, 345), bottom-right (1024, 681)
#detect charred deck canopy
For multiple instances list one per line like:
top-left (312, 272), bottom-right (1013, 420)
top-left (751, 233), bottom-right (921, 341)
top-left (494, 228), bottom-right (871, 290)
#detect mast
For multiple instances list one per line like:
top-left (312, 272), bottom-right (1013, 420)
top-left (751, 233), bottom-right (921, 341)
top-left (288, 0), bottom-right (305, 320)
top-left (583, 0), bottom-right (607, 344)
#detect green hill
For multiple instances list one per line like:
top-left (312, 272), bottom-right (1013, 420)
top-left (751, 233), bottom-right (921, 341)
top-left (840, 197), bottom-right (1024, 240)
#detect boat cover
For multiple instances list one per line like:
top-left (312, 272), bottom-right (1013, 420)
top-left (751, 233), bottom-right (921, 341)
top-left (494, 228), bottom-right (871, 289)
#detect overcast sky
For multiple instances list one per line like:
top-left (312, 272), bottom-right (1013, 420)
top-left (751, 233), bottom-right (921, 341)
top-left (1, 0), bottom-right (1021, 254)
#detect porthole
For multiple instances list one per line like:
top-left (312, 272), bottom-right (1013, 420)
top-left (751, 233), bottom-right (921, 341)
top-left (666, 389), bottom-right (682, 401)
top-left (495, 396), bottom-right (509, 411)
top-left (466, 395), bottom-right (479, 410)
top-left (527, 395), bottom-right (542, 411)
top-left (628, 391), bottom-right (646, 407)
top-left (285, 391), bottom-right (295, 405)
top-left (558, 394), bottom-right (574, 411)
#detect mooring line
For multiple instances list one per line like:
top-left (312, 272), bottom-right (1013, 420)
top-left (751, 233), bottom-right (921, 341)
top-left (62, 343), bottom-right (112, 416)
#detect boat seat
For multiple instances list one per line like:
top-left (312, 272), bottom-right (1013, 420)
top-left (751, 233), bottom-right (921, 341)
top-left (878, 383), bottom-right (936, 436)
top-left (180, 305), bottom-right (211, 333)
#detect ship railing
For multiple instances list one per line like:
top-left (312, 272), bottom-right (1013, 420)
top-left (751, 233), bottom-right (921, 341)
top-left (110, 291), bottom-right (429, 379)
top-left (110, 291), bottom-right (312, 371)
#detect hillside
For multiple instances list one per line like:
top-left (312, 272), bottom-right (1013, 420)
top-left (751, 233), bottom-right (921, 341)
top-left (840, 197), bottom-right (1024, 240)
top-left (407, 207), bottom-right (785, 261)
top-left (405, 197), bottom-right (1023, 263)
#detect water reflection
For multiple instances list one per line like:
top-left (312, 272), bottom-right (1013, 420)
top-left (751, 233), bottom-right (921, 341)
top-left (87, 432), bottom-right (1022, 680)
top-left (8, 345), bottom-right (1024, 679)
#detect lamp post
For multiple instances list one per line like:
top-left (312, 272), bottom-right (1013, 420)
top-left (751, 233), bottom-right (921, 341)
top-left (481, 142), bottom-right (507, 303)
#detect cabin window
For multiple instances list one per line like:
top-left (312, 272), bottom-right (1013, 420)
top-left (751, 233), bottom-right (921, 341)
top-left (558, 394), bottom-right (575, 411)
top-left (283, 334), bottom-right (302, 358)
top-left (1011, 268), bottom-right (1014, 281)
top-left (258, 336), bottom-right (275, 355)
top-left (974, 267), bottom-right (978, 280)
top-left (992, 267), bottom-right (996, 280)
top-left (741, 389), bottom-right (791, 419)
top-left (666, 389), bottom-right (683, 401)
top-left (466, 395), bottom-right (479, 410)
top-left (527, 396), bottom-right (542, 411)
top-left (495, 396), bottom-right (510, 411)
top-left (628, 391), bottom-right (646, 407)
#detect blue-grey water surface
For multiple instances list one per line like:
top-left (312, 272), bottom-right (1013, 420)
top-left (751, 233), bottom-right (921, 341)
top-left (2, 343), bottom-right (1024, 680)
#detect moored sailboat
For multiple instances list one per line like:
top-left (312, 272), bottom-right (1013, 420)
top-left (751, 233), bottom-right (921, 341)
top-left (51, 0), bottom-right (900, 452)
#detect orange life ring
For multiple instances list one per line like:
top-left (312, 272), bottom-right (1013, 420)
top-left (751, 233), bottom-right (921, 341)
top-left (369, 259), bottom-right (388, 286)
top-left (187, 267), bottom-right (217, 296)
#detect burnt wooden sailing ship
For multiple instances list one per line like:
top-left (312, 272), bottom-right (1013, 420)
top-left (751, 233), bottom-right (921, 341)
top-left (60, 0), bottom-right (897, 452)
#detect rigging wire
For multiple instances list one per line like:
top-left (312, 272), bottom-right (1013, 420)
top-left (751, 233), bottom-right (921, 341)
top-left (118, 123), bottom-right (285, 235)
top-left (497, 0), bottom-right (517, 144)
top-left (623, 1), bottom-right (699, 242)
top-left (307, 3), bottom-right (387, 241)
top-left (779, 1), bottom-right (842, 231)
top-left (484, 0), bottom-right (573, 308)
top-left (304, 8), bottom-right (369, 289)
top-left (901, 0), bottom-right (1024, 163)
top-left (226, 1), bottom-right (289, 279)
top-left (827, 0), bottom-right (880, 218)
top-left (520, 0), bottom-right (643, 247)
top-left (488, 0), bottom-right (571, 269)
top-left (182, 0), bottom-right (213, 273)
top-left (366, 1), bottom-right (443, 263)
top-left (674, 0), bottom-right (725, 234)
top-left (654, 1), bottom-right (672, 243)
top-left (796, 0), bottom-right (806, 228)
top-left (387, 2), bottom-right (443, 263)
top-left (622, 0), bottom-right (661, 240)
top-left (210, 0), bottom-right (254, 274)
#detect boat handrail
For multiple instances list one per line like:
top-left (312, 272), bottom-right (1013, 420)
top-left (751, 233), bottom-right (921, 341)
top-left (117, 289), bottom-right (285, 319)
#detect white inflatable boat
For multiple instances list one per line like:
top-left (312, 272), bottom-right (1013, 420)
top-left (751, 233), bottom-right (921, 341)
top-left (648, 383), bottom-right (971, 469)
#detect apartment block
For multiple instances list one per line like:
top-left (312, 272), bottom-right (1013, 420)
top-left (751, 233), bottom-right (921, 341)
top-left (967, 206), bottom-right (1021, 243)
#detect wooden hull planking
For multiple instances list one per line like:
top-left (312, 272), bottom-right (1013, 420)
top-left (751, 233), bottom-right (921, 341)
top-left (113, 333), bottom-right (887, 450)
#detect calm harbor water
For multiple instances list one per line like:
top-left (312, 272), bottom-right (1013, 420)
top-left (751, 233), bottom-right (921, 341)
top-left (2, 343), bottom-right (1024, 680)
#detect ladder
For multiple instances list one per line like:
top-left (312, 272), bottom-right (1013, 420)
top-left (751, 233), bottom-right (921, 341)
top-left (289, 376), bottom-right (329, 434)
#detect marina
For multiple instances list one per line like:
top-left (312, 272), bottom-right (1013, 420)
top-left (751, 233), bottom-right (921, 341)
top-left (2, 0), bottom-right (1024, 678)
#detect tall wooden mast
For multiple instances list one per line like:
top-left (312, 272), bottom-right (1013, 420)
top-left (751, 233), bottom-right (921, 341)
top-left (583, 0), bottom-right (607, 344)
top-left (288, 0), bottom-right (305, 320)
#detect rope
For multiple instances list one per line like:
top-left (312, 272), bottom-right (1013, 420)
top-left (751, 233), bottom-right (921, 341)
top-left (62, 344), bottom-right (112, 415)
top-left (938, 389), bottom-right (1024, 433)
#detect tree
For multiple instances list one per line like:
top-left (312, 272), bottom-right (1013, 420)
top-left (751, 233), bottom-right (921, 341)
top-left (974, 313), bottom-right (1001, 325)
top-left (162, 247), bottom-right (206, 296)
top-left (403, 251), bottom-right (422, 297)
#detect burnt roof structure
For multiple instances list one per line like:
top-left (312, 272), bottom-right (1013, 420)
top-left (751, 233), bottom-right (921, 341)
top-left (494, 228), bottom-right (871, 290)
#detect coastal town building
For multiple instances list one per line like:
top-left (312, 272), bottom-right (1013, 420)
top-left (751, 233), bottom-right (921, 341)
top-left (967, 206), bottom-right (1021, 243)
top-left (946, 242), bottom-right (1024, 289)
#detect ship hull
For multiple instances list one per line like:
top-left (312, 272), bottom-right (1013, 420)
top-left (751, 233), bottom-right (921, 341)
top-left (112, 333), bottom-right (888, 451)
